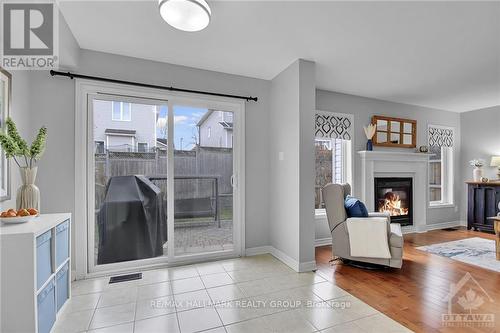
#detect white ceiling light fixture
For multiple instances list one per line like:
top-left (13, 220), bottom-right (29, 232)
top-left (159, 0), bottom-right (211, 32)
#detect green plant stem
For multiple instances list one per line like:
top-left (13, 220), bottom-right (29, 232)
top-left (12, 156), bottom-right (21, 169)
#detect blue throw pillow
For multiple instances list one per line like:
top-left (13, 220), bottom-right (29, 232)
top-left (344, 195), bottom-right (369, 218)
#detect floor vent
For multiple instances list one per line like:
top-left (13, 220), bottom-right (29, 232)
top-left (109, 273), bottom-right (142, 284)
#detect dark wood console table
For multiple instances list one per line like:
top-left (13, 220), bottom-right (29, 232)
top-left (466, 181), bottom-right (500, 233)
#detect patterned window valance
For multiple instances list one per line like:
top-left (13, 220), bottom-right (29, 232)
top-left (428, 125), bottom-right (454, 147)
top-left (315, 112), bottom-right (353, 140)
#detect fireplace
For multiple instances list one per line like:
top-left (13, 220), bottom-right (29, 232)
top-left (374, 177), bottom-right (413, 226)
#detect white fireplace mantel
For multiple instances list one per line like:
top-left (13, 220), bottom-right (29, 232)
top-left (358, 150), bottom-right (432, 233)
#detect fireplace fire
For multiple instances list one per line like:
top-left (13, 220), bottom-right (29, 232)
top-left (374, 177), bottom-right (413, 226)
top-left (378, 191), bottom-right (409, 216)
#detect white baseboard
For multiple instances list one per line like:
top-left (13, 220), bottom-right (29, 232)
top-left (245, 246), bottom-right (273, 256)
top-left (314, 237), bottom-right (332, 247)
top-left (298, 260), bottom-right (317, 272)
top-left (400, 220), bottom-right (465, 234)
top-left (270, 246), bottom-right (303, 272)
top-left (425, 220), bottom-right (464, 231)
top-left (245, 246), bottom-right (316, 272)
top-left (402, 225), bottom-right (417, 234)
top-left (247, 220), bottom-right (464, 272)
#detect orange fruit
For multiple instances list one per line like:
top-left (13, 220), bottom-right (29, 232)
top-left (17, 209), bottom-right (30, 217)
top-left (7, 211), bottom-right (17, 217)
top-left (1, 212), bottom-right (8, 217)
top-left (28, 208), bottom-right (39, 216)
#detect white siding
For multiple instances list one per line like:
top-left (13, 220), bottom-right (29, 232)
top-left (93, 100), bottom-right (157, 150)
top-left (199, 111), bottom-right (233, 148)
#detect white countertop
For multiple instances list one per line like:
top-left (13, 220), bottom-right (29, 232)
top-left (0, 213), bottom-right (71, 237)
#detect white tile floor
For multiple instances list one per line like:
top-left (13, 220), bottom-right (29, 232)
top-left (54, 255), bottom-right (412, 333)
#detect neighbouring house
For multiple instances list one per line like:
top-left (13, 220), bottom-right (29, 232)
top-left (156, 138), bottom-right (168, 151)
top-left (197, 110), bottom-right (233, 148)
top-left (93, 100), bottom-right (158, 153)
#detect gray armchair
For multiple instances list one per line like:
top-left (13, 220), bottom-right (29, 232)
top-left (322, 183), bottom-right (403, 268)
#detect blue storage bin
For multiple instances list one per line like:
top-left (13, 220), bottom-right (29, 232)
top-left (36, 231), bottom-right (52, 290)
top-left (55, 220), bottom-right (70, 267)
top-left (56, 262), bottom-right (69, 312)
top-left (37, 278), bottom-right (56, 333)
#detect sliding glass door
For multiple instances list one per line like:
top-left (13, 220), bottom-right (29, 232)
top-left (86, 90), bottom-right (243, 274)
top-left (170, 105), bottom-right (234, 256)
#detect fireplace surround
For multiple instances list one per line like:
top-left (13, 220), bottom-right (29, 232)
top-left (374, 177), bottom-right (413, 226)
top-left (359, 150), bottom-right (431, 232)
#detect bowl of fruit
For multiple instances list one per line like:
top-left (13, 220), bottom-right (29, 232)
top-left (0, 208), bottom-right (39, 224)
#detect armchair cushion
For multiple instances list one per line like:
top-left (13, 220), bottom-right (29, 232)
top-left (368, 212), bottom-right (391, 218)
top-left (389, 223), bottom-right (404, 248)
top-left (344, 195), bottom-right (369, 217)
top-left (346, 217), bottom-right (392, 259)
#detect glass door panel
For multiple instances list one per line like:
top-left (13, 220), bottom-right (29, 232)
top-left (172, 106), bottom-right (234, 256)
top-left (90, 95), bottom-right (169, 268)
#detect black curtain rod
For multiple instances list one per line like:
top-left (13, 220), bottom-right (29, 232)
top-left (49, 70), bottom-right (258, 102)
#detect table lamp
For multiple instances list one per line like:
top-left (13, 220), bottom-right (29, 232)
top-left (490, 156), bottom-right (500, 179)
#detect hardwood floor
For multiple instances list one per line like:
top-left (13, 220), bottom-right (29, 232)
top-left (315, 228), bottom-right (500, 333)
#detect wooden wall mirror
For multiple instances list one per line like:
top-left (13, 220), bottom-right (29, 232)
top-left (371, 115), bottom-right (416, 148)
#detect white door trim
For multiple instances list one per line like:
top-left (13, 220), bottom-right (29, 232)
top-left (74, 79), bottom-right (246, 279)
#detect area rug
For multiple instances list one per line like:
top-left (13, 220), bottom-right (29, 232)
top-left (417, 237), bottom-right (500, 272)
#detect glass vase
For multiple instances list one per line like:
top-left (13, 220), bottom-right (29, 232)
top-left (366, 139), bottom-right (373, 151)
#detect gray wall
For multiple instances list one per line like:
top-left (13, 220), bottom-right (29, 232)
top-left (24, 49), bottom-right (271, 260)
top-left (460, 106), bottom-right (500, 219)
top-left (58, 12), bottom-right (80, 70)
top-left (0, 71), bottom-right (31, 211)
top-left (315, 90), bottom-right (463, 240)
top-left (298, 61), bottom-right (316, 265)
top-left (269, 59), bottom-right (316, 268)
top-left (4, 11), bottom-right (271, 274)
top-left (269, 60), bottom-right (301, 261)
top-left (0, 13), bottom-right (75, 210)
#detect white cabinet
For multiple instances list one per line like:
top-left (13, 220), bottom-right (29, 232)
top-left (0, 213), bottom-right (71, 333)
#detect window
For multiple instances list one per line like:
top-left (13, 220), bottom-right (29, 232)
top-left (137, 142), bottom-right (148, 152)
top-left (428, 125), bottom-right (454, 206)
top-left (95, 141), bottom-right (105, 154)
top-left (315, 138), bottom-right (352, 210)
top-left (314, 111), bottom-right (353, 213)
top-left (112, 102), bottom-right (131, 121)
top-left (207, 126), bottom-right (211, 138)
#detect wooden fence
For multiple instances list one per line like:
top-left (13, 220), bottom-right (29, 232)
top-left (94, 146), bottom-right (233, 210)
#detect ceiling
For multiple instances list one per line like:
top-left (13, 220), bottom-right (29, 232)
top-left (59, 1), bottom-right (500, 112)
